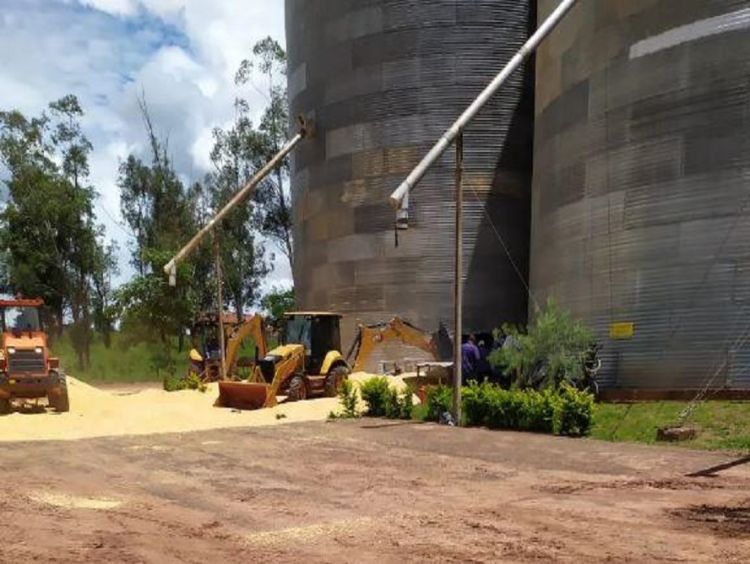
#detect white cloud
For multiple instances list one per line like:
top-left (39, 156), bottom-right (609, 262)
top-left (190, 125), bottom-right (217, 172)
top-left (78, 0), bottom-right (139, 17)
top-left (0, 0), bottom-right (288, 289)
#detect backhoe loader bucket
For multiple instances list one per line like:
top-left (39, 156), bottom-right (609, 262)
top-left (215, 381), bottom-right (277, 410)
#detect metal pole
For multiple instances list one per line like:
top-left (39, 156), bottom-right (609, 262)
top-left (214, 236), bottom-right (226, 380)
top-left (389, 0), bottom-right (578, 208)
top-left (164, 128), bottom-right (307, 285)
top-left (453, 133), bottom-right (463, 425)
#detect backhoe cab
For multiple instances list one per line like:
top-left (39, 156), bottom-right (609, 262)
top-left (188, 313), bottom-right (225, 382)
top-left (217, 312), bottom-right (349, 410)
top-left (0, 298), bottom-right (68, 414)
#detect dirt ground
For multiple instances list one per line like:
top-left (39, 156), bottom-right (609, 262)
top-left (2, 420), bottom-right (749, 563)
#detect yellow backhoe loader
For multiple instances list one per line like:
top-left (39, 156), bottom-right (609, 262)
top-left (347, 316), bottom-right (453, 373)
top-left (188, 313), bottom-right (267, 382)
top-left (216, 312), bottom-right (350, 410)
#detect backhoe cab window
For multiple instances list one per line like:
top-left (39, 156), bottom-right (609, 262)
top-left (285, 316), bottom-right (311, 353)
top-left (3, 306), bottom-right (41, 332)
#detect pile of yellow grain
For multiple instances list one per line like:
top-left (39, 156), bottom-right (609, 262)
top-left (0, 377), bottom-right (338, 442)
top-left (0, 372), bottom-right (413, 443)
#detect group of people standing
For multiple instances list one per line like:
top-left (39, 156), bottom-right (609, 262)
top-left (460, 334), bottom-right (493, 382)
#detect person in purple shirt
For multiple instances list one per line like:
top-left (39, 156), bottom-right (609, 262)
top-left (461, 334), bottom-right (481, 382)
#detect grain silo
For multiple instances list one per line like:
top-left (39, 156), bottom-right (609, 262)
top-left (530, 0), bottom-right (750, 389)
top-left (285, 0), bottom-right (536, 358)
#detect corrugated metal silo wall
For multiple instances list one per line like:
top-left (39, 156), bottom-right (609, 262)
top-left (286, 0), bottom-right (535, 365)
top-left (531, 0), bottom-right (750, 389)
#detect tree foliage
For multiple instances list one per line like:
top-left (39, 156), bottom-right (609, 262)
top-left (0, 34), bottom-right (293, 375)
top-left (205, 95), bottom-right (269, 319)
top-left (0, 96), bottom-right (114, 369)
top-left (115, 99), bottom-right (207, 373)
top-left (91, 241), bottom-right (119, 348)
top-left (261, 286), bottom-right (295, 329)
top-left (119, 98), bottom-right (197, 275)
top-left (115, 249), bottom-right (196, 344)
top-left (234, 36), bottom-right (294, 271)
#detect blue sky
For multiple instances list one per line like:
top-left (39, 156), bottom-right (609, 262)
top-left (0, 0), bottom-right (287, 288)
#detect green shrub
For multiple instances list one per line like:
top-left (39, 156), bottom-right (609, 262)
top-left (489, 298), bottom-right (593, 390)
top-left (433, 381), bottom-right (592, 436)
top-left (426, 386), bottom-right (452, 422)
top-left (384, 387), bottom-right (401, 419)
top-left (464, 383), bottom-right (522, 429)
top-left (163, 372), bottom-right (182, 392)
top-left (519, 388), bottom-right (556, 433)
top-left (361, 377), bottom-right (414, 420)
top-left (360, 376), bottom-right (391, 416)
top-left (463, 381), bottom-right (490, 426)
top-left (387, 387), bottom-right (415, 420)
top-left (491, 388), bottom-right (526, 429)
top-left (553, 383), bottom-right (594, 436)
top-left (400, 387), bottom-right (414, 420)
top-left (163, 371), bottom-right (206, 393)
top-left (337, 379), bottom-right (359, 419)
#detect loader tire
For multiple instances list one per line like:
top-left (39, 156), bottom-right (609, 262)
top-left (287, 376), bottom-right (307, 402)
top-left (0, 398), bottom-right (11, 416)
top-left (325, 366), bottom-right (349, 397)
top-left (49, 373), bottom-right (70, 413)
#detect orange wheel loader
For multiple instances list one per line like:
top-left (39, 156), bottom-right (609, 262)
top-left (0, 298), bottom-right (68, 414)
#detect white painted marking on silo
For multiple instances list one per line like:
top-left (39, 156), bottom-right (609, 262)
top-left (630, 7), bottom-right (750, 59)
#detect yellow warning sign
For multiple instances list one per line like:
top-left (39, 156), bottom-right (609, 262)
top-left (609, 322), bottom-right (634, 340)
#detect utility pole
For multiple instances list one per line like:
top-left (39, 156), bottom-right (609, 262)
top-left (453, 132), bottom-right (464, 424)
top-left (214, 235), bottom-right (226, 380)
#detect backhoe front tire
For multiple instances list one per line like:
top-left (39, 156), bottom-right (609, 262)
top-left (325, 366), bottom-right (349, 397)
top-left (0, 398), bottom-right (11, 416)
top-left (287, 376), bottom-right (307, 402)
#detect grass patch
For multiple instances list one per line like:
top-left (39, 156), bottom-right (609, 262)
top-left (52, 333), bottom-right (188, 384)
top-left (591, 401), bottom-right (750, 451)
top-left (411, 392), bottom-right (750, 452)
top-left (52, 329), bottom-right (275, 384)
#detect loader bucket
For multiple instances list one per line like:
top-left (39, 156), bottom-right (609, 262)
top-left (215, 381), bottom-right (276, 410)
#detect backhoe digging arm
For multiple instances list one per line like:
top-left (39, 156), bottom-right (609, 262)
top-left (224, 314), bottom-right (267, 374)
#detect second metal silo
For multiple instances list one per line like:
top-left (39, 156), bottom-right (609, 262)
top-left (530, 0), bottom-right (750, 389)
top-left (286, 0), bottom-right (536, 361)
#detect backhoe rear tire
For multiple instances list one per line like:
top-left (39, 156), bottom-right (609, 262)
top-left (325, 366), bottom-right (349, 397)
top-left (287, 376), bottom-right (307, 402)
top-left (0, 399), bottom-right (11, 416)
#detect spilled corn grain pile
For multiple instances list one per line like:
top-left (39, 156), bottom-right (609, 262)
top-left (0, 377), bottom-right (339, 442)
top-left (0, 372), bottom-right (417, 442)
